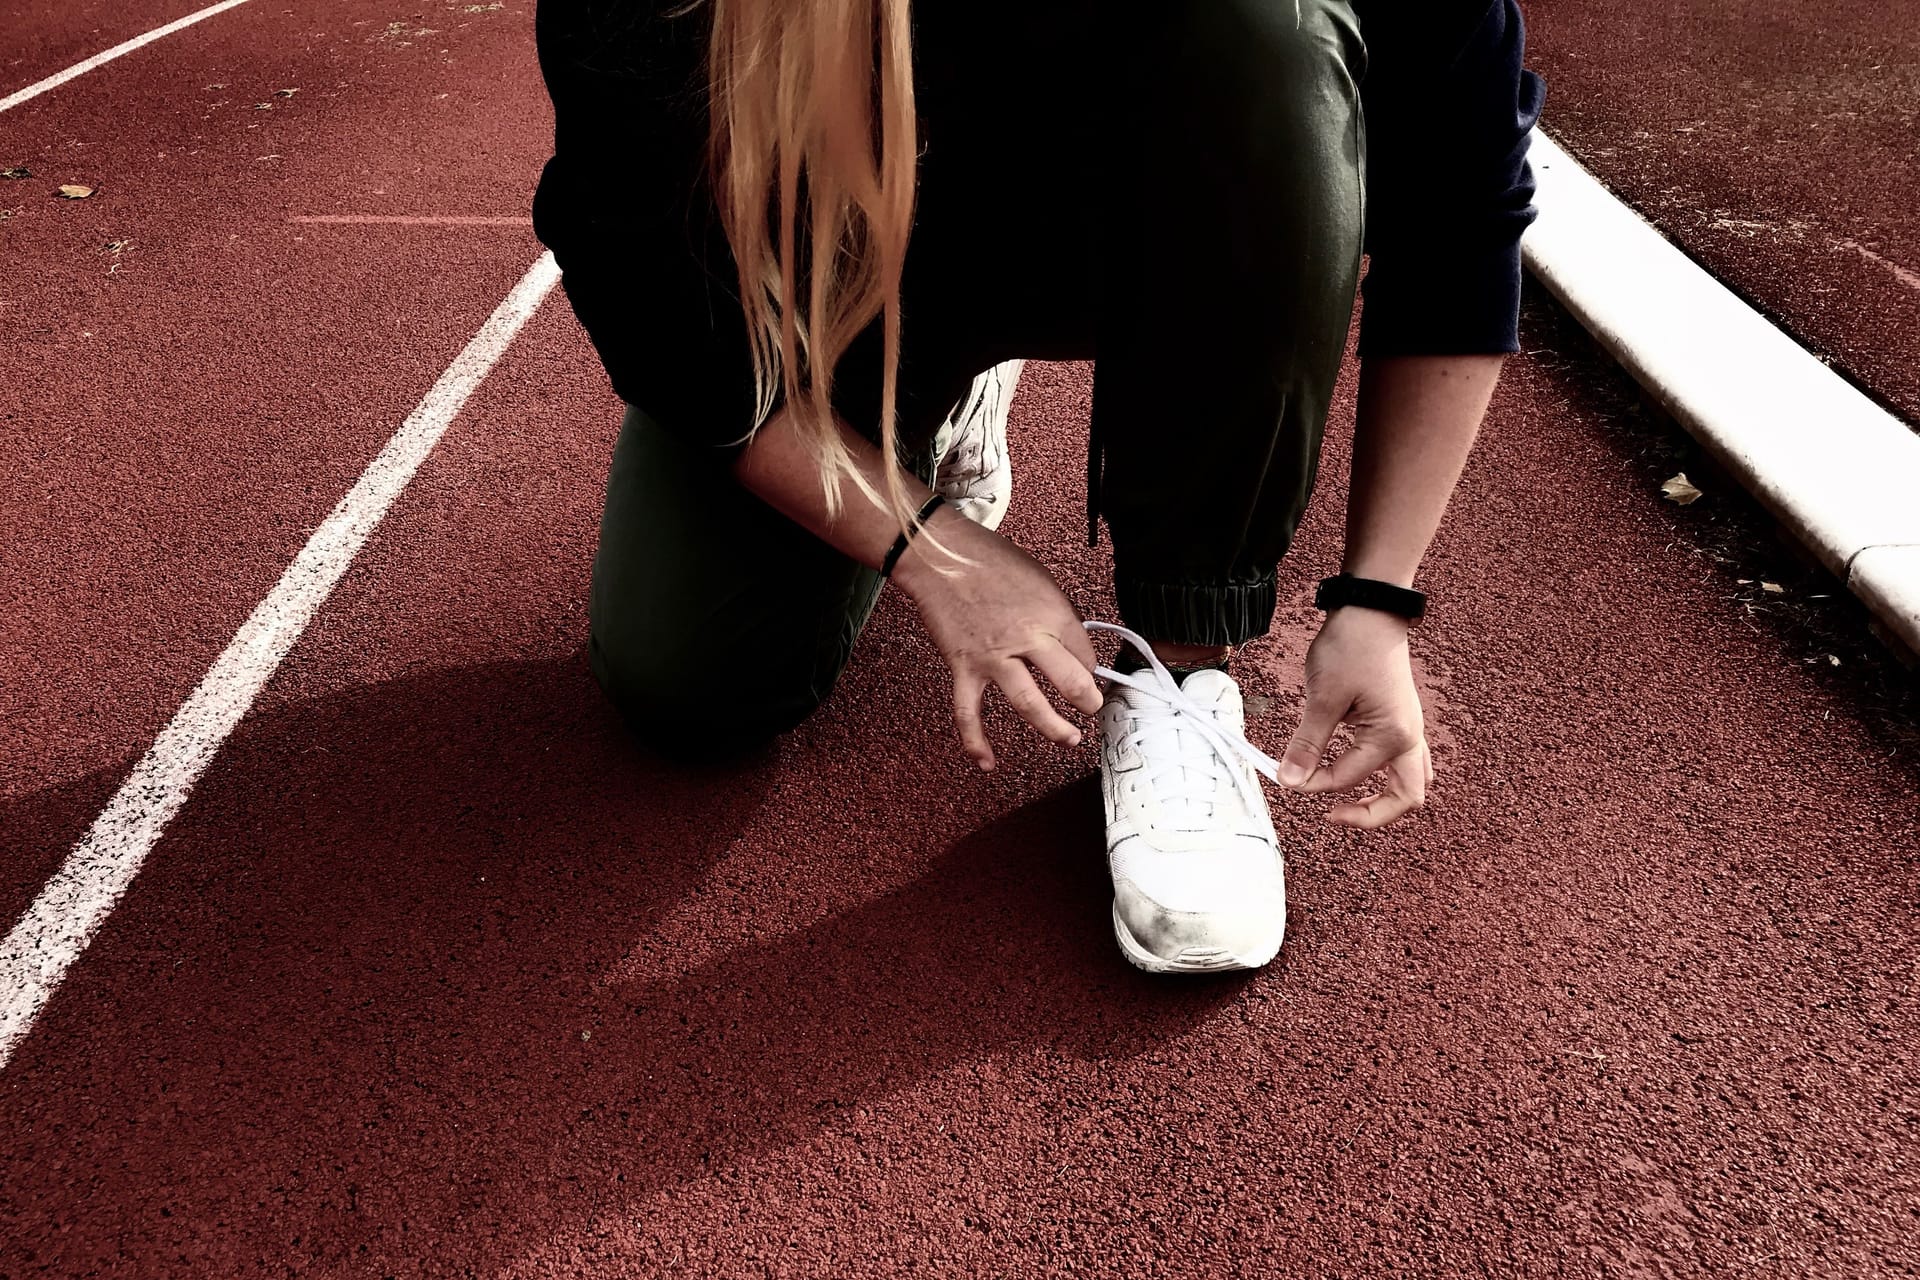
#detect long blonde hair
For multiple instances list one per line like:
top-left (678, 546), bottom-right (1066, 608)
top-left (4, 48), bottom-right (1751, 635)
top-left (702, 0), bottom-right (920, 529)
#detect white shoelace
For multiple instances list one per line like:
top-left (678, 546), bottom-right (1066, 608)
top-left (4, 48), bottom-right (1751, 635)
top-left (1086, 621), bottom-right (1281, 822)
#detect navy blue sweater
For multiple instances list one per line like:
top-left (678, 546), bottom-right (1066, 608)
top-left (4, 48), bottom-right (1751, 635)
top-left (1351, 0), bottom-right (1546, 356)
top-left (533, 1), bottom-right (1544, 427)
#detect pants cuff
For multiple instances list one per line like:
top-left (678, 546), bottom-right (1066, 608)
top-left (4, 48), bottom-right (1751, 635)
top-left (1115, 574), bottom-right (1278, 648)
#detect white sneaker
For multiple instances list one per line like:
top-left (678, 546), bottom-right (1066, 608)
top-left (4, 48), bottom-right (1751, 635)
top-left (933, 359), bottom-right (1023, 531)
top-left (1088, 622), bottom-right (1287, 974)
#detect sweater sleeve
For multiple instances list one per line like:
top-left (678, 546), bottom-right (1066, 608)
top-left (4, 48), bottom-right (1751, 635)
top-left (1356, 0), bottom-right (1546, 358)
top-left (532, 0), bottom-right (769, 449)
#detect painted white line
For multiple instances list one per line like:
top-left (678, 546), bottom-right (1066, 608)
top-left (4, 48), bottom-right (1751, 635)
top-left (1523, 130), bottom-right (1920, 654)
top-left (1837, 238), bottom-right (1920, 297)
top-left (0, 252), bottom-right (561, 1068)
top-left (291, 215), bottom-right (534, 226)
top-left (0, 0), bottom-right (255, 115)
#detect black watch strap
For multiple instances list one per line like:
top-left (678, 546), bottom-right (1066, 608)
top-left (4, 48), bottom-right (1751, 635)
top-left (1315, 573), bottom-right (1427, 621)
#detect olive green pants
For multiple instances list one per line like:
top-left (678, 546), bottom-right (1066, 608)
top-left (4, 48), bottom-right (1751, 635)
top-left (590, 0), bottom-right (1366, 758)
top-left (589, 405), bottom-right (938, 758)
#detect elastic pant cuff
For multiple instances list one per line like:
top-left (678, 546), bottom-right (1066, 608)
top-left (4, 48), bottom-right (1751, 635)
top-left (1115, 574), bottom-right (1278, 648)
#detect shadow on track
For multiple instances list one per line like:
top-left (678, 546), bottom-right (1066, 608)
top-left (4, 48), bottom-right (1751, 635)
top-left (0, 651), bottom-right (1232, 1273)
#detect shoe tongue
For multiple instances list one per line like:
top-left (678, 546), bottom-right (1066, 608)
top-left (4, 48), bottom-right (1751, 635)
top-left (1140, 668), bottom-right (1241, 832)
top-left (1175, 668), bottom-right (1242, 724)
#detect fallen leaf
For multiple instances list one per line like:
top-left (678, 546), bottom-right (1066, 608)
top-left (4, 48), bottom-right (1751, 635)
top-left (253, 102), bottom-right (274, 110)
top-left (1761, 581), bottom-right (1784, 594)
top-left (274, 87), bottom-right (299, 97)
top-left (1660, 473), bottom-right (1704, 505)
top-left (1825, 653), bottom-right (1841, 666)
top-left (56, 184), bottom-right (94, 199)
top-left (1, 166), bottom-right (31, 180)
top-left (1736, 578), bottom-right (1754, 585)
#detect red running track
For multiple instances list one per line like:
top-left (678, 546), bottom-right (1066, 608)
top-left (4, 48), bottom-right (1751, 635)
top-left (1527, 0), bottom-right (1920, 427)
top-left (1, 0), bottom-right (235, 95)
top-left (0, 0), bottom-right (551, 916)
top-left (4, 3), bottom-right (1920, 1275)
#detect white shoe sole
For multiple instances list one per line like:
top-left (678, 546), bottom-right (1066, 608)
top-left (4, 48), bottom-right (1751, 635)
top-left (1110, 902), bottom-right (1281, 975)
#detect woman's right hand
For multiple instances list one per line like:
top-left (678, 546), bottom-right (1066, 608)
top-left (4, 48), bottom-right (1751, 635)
top-left (891, 508), bottom-right (1103, 770)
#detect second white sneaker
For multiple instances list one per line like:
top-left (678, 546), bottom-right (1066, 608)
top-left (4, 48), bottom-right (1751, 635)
top-left (1089, 622), bottom-right (1287, 974)
top-left (933, 360), bottom-right (1023, 531)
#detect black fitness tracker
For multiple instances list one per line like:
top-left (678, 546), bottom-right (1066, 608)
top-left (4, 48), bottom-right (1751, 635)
top-left (1314, 573), bottom-right (1427, 621)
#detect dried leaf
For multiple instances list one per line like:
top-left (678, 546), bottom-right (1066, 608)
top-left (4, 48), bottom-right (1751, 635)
top-left (253, 102), bottom-right (274, 110)
top-left (1660, 473), bottom-right (1704, 505)
top-left (1825, 653), bottom-right (1841, 666)
top-left (56, 184), bottom-right (94, 199)
top-left (1761, 581), bottom-right (1784, 594)
top-left (274, 87), bottom-right (299, 97)
top-left (1, 166), bottom-right (31, 180)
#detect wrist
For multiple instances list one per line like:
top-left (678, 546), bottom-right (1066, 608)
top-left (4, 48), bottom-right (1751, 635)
top-left (1320, 606), bottom-right (1413, 637)
top-left (887, 502), bottom-right (970, 599)
top-left (1336, 557), bottom-right (1418, 589)
top-left (1315, 573), bottom-right (1426, 622)
top-left (879, 493), bottom-right (949, 581)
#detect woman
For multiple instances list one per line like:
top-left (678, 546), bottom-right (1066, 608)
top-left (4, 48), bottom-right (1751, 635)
top-left (532, 0), bottom-right (1546, 973)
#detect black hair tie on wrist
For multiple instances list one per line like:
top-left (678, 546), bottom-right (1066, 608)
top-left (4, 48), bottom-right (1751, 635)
top-left (881, 493), bottom-right (949, 580)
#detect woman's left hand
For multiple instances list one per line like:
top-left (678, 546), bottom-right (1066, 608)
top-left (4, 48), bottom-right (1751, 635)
top-left (1277, 606), bottom-right (1434, 828)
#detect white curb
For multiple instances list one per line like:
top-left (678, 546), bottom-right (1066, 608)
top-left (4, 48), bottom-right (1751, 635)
top-left (1521, 129), bottom-right (1920, 655)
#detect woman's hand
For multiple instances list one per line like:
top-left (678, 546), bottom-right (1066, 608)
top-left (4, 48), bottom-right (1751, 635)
top-left (1278, 606), bottom-right (1433, 828)
top-left (891, 509), bottom-right (1103, 770)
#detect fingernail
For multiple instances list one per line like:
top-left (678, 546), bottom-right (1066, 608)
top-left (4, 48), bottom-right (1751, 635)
top-left (1278, 762), bottom-right (1308, 787)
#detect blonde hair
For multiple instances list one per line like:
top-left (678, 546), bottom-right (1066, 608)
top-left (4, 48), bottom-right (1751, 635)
top-left (701, 0), bottom-right (921, 530)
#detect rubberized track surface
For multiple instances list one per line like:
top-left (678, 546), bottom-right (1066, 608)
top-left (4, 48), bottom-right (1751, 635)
top-left (4, 4), bottom-right (1919, 1275)
top-left (1526, 0), bottom-right (1920, 427)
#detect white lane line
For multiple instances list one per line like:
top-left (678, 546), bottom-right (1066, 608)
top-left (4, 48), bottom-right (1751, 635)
top-left (1837, 238), bottom-right (1920, 296)
top-left (0, 0), bottom-right (255, 115)
top-left (0, 252), bottom-right (562, 1068)
top-left (291, 215), bottom-right (534, 226)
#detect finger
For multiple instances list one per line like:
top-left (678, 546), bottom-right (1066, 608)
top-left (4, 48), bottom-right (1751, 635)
top-left (1326, 791), bottom-right (1399, 830)
top-left (1029, 636), bottom-right (1103, 716)
top-left (1057, 617), bottom-right (1099, 673)
top-left (1328, 747), bottom-right (1428, 828)
top-left (952, 671), bottom-right (996, 771)
top-left (992, 661), bottom-right (1083, 747)
top-left (1300, 730), bottom-right (1405, 794)
top-left (1422, 740), bottom-right (1436, 787)
top-left (1279, 688), bottom-right (1350, 788)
